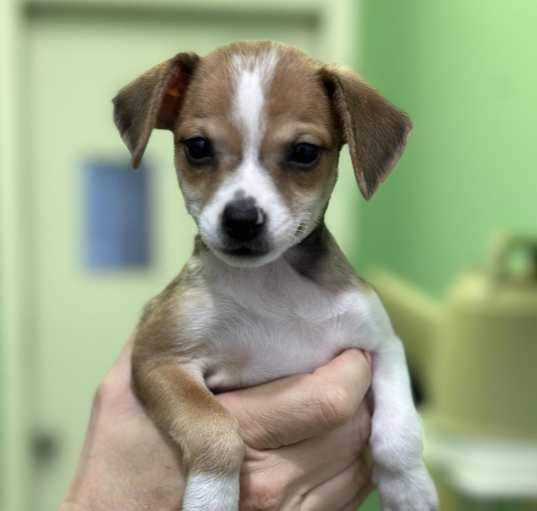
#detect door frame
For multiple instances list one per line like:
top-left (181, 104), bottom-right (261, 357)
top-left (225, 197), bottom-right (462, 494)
top-left (0, 1), bottom-right (356, 509)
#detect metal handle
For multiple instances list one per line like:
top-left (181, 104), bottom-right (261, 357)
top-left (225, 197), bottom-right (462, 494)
top-left (32, 430), bottom-right (61, 465)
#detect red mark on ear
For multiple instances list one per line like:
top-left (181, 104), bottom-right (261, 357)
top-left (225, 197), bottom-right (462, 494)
top-left (157, 66), bottom-right (189, 129)
top-left (167, 66), bottom-right (189, 98)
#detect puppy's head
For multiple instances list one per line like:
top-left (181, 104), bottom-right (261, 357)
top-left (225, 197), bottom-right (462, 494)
top-left (113, 41), bottom-right (411, 267)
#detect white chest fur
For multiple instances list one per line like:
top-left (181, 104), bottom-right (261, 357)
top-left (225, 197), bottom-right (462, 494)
top-left (183, 255), bottom-right (384, 390)
top-left (205, 308), bottom-right (351, 389)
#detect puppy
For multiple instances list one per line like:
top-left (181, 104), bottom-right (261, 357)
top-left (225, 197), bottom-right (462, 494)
top-left (113, 41), bottom-right (438, 511)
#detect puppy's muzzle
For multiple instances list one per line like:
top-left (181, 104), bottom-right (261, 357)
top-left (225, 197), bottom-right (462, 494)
top-left (222, 199), bottom-right (266, 243)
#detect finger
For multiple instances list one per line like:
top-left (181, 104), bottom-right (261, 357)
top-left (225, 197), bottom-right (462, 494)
top-left (95, 338), bottom-right (138, 419)
top-left (218, 349), bottom-right (371, 449)
top-left (240, 404), bottom-right (370, 510)
top-left (100, 337), bottom-right (134, 394)
top-left (280, 402), bottom-right (370, 490)
top-left (300, 455), bottom-right (372, 511)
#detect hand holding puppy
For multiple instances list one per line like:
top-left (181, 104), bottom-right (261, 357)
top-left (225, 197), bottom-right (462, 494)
top-left (60, 342), bottom-right (373, 511)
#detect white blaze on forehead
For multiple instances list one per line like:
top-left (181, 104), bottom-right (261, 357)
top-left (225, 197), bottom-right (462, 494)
top-left (223, 50), bottom-right (290, 238)
top-left (198, 47), bottom-right (299, 264)
top-left (231, 49), bottom-right (279, 156)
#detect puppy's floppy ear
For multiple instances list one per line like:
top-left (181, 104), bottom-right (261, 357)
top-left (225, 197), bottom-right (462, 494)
top-left (321, 66), bottom-right (412, 200)
top-left (113, 52), bottom-right (199, 168)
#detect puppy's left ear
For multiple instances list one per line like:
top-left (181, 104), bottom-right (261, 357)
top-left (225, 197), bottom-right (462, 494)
top-left (321, 66), bottom-right (412, 200)
top-left (113, 52), bottom-right (200, 168)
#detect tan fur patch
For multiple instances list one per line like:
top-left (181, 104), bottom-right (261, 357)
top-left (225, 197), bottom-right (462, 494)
top-left (132, 247), bottom-right (245, 474)
top-left (174, 41), bottom-right (343, 218)
top-left (260, 45), bottom-right (341, 216)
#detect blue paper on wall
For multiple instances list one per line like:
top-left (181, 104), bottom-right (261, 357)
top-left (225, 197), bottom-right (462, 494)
top-left (83, 159), bottom-right (151, 269)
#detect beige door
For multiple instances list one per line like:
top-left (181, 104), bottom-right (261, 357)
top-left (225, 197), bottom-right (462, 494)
top-left (24, 3), bottom-right (355, 510)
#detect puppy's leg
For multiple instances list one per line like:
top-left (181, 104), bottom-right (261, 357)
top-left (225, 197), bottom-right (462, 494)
top-left (133, 359), bottom-right (244, 511)
top-left (351, 290), bottom-right (437, 510)
top-left (371, 338), bottom-right (438, 511)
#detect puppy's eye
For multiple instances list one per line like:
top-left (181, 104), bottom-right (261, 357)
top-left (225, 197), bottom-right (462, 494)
top-left (183, 137), bottom-right (213, 163)
top-left (287, 143), bottom-right (320, 167)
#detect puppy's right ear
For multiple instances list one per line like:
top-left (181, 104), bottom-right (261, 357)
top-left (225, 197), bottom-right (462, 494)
top-left (113, 52), bottom-right (199, 168)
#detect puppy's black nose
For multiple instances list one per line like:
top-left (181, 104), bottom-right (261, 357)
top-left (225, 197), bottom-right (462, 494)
top-left (222, 200), bottom-right (266, 242)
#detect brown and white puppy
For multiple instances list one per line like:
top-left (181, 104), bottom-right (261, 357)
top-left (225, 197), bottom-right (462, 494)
top-left (113, 41), bottom-right (438, 511)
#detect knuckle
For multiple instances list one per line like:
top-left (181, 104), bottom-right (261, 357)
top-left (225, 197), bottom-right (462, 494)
top-left (317, 383), bottom-right (354, 427)
top-left (92, 378), bottom-right (119, 411)
top-left (93, 364), bottom-right (131, 413)
top-left (249, 422), bottom-right (287, 450)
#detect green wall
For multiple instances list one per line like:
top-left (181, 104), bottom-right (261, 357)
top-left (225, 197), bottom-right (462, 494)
top-left (357, 1), bottom-right (537, 295)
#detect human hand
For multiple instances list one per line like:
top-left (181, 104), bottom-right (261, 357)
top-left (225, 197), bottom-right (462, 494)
top-left (60, 342), bottom-right (372, 511)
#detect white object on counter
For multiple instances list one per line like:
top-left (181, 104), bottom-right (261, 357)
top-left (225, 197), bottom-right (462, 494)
top-left (425, 430), bottom-right (537, 499)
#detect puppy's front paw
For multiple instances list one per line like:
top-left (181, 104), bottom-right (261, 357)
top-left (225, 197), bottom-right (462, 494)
top-left (182, 473), bottom-right (239, 511)
top-left (375, 464), bottom-right (438, 511)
